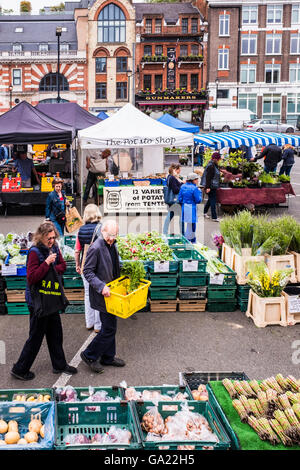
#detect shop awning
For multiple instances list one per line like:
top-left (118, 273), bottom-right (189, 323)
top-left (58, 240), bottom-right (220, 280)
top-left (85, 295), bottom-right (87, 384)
top-left (97, 111), bottom-right (109, 120)
top-left (194, 131), bottom-right (281, 149)
top-left (0, 101), bottom-right (75, 144)
top-left (36, 102), bottom-right (101, 132)
top-left (157, 113), bottom-right (199, 134)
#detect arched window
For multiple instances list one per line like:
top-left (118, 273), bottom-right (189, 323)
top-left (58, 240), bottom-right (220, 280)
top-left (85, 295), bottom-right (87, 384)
top-left (98, 4), bottom-right (126, 43)
top-left (39, 73), bottom-right (69, 92)
top-left (39, 98), bottom-right (69, 103)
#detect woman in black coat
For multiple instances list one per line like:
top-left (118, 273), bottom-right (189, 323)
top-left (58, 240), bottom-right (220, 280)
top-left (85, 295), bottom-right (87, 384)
top-left (279, 144), bottom-right (295, 177)
top-left (163, 164), bottom-right (183, 235)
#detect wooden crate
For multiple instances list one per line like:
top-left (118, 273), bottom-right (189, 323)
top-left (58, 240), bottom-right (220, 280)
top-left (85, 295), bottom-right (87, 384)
top-left (6, 290), bottom-right (25, 302)
top-left (231, 252), bottom-right (265, 285)
top-left (246, 290), bottom-right (287, 328)
top-left (64, 289), bottom-right (84, 301)
top-left (290, 251), bottom-right (300, 283)
top-left (282, 291), bottom-right (300, 326)
top-left (178, 299), bottom-right (207, 312)
top-left (221, 243), bottom-right (233, 268)
top-left (265, 254), bottom-right (297, 284)
top-left (150, 299), bottom-right (178, 312)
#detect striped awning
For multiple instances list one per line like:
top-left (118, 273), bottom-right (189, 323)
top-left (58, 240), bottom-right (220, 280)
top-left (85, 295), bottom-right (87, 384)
top-left (194, 131), bottom-right (300, 149)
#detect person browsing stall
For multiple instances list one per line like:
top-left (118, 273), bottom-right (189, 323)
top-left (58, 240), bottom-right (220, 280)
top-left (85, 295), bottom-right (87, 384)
top-left (202, 152), bottom-right (222, 222)
top-left (163, 163), bottom-right (183, 235)
top-left (178, 172), bottom-right (202, 243)
top-left (13, 151), bottom-right (40, 187)
top-left (279, 144), bottom-right (295, 177)
top-left (45, 178), bottom-right (70, 237)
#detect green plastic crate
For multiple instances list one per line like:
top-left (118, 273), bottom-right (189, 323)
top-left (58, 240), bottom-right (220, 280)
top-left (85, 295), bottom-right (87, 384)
top-left (64, 235), bottom-right (76, 249)
top-left (150, 287), bottom-right (178, 300)
top-left (178, 272), bottom-right (208, 287)
top-left (54, 386), bottom-right (123, 402)
top-left (237, 296), bottom-right (249, 313)
top-left (55, 401), bottom-right (142, 450)
top-left (133, 400), bottom-right (230, 450)
top-left (166, 234), bottom-right (191, 248)
top-left (6, 302), bottom-right (29, 315)
top-left (63, 275), bottom-right (84, 288)
top-left (237, 284), bottom-right (250, 301)
top-left (5, 276), bottom-right (27, 290)
top-left (0, 387), bottom-right (54, 402)
top-left (147, 253), bottom-right (178, 274)
top-left (120, 385), bottom-right (193, 402)
top-left (178, 286), bottom-right (207, 300)
top-left (207, 286), bottom-right (237, 300)
top-left (208, 266), bottom-right (237, 286)
top-left (64, 301), bottom-right (84, 314)
top-left (149, 273), bottom-right (178, 287)
top-left (207, 301), bottom-right (237, 312)
top-left (64, 262), bottom-right (77, 276)
top-left (173, 247), bottom-right (207, 273)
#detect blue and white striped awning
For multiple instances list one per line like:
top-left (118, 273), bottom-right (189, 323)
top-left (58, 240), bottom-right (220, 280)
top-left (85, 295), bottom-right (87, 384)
top-left (194, 131), bottom-right (300, 149)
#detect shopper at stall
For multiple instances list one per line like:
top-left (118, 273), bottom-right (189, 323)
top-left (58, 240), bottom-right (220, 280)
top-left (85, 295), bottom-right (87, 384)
top-left (45, 178), bottom-right (70, 237)
top-left (279, 144), bottom-right (295, 177)
top-left (13, 151), bottom-right (40, 187)
top-left (252, 143), bottom-right (282, 173)
top-left (11, 222), bottom-right (77, 381)
top-left (178, 172), bottom-right (202, 243)
top-left (163, 164), bottom-right (183, 235)
top-left (0, 144), bottom-right (9, 162)
top-left (83, 149), bottom-right (111, 204)
top-left (75, 204), bottom-right (102, 333)
top-left (80, 220), bottom-right (125, 374)
top-left (202, 152), bottom-right (222, 222)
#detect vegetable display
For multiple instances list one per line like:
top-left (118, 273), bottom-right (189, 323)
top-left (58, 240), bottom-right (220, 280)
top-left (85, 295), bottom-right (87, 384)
top-left (63, 426), bottom-right (132, 446)
top-left (55, 386), bottom-right (120, 403)
top-left (0, 413), bottom-right (45, 446)
top-left (194, 243), bottom-right (229, 275)
top-left (117, 231), bottom-right (174, 261)
top-left (120, 261), bottom-right (146, 293)
top-left (246, 262), bottom-right (293, 298)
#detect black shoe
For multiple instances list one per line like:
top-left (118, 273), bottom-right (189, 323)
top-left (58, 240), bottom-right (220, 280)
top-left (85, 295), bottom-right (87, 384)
top-left (53, 364), bottom-right (78, 375)
top-left (80, 351), bottom-right (104, 374)
top-left (100, 357), bottom-right (126, 367)
top-left (11, 369), bottom-right (35, 381)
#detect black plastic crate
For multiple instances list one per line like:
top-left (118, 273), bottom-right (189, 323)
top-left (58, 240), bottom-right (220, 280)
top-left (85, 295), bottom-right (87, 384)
top-left (179, 371), bottom-right (250, 391)
top-left (0, 277), bottom-right (6, 291)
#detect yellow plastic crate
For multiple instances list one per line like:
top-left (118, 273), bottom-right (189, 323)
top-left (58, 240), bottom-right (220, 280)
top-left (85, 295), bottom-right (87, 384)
top-left (105, 276), bottom-right (151, 319)
top-left (41, 176), bottom-right (54, 192)
top-left (32, 144), bottom-right (47, 152)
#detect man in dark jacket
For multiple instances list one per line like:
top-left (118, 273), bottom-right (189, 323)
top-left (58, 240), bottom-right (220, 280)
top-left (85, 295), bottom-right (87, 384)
top-left (253, 143), bottom-right (282, 173)
top-left (202, 152), bottom-right (222, 222)
top-left (279, 144), bottom-right (295, 176)
top-left (80, 220), bottom-right (124, 373)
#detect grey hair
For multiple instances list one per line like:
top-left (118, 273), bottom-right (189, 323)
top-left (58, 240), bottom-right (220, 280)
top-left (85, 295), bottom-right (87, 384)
top-left (101, 220), bottom-right (119, 232)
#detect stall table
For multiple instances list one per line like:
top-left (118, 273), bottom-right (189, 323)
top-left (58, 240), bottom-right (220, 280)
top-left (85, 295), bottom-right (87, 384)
top-left (0, 190), bottom-right (50, 216)
top-left (217, 184), bottom-right (295, 207)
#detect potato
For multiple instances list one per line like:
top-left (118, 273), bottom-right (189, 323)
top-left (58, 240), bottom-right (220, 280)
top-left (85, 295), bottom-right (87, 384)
top-left (5, 431), bottom-right (20, 444)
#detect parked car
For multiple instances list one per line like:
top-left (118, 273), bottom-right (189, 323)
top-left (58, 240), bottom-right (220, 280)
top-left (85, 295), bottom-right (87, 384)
top-left (244, 119), bottom-right (295, 133)
top-left (204, 108), bottom-right (255, 132)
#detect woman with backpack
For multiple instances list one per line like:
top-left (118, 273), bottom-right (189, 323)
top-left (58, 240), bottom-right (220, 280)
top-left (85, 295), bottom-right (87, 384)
top-left (201, 152), bottom-right (222, 222)
top-left (163, 164), bottom-right (183, 235)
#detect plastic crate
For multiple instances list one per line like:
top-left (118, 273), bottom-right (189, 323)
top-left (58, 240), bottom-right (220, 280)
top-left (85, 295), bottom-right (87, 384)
top-left (0, 303), bottom-right (7, 315)
top-left (173, 247), bottom-right (207, 273)
top-left (237, 284), bottom-right (251, 300)
top-left (6, 302), bottom-right (30, 315)
top-left (148, 273), bottom-right (178, 287)
top-left (55, 401), bottom-right (141, 450)
top-left (208, 266), bottom-right (237, 286)
top-left (207, 301), bottom-right (237, 312)
top-left (104, 179), bottom-right (120, 187)
top-left (54, 386), bottom-right (123, 402)
top-left (237, 297), bottom-right (248, 313)
top-left (133, 401), bottom-right (230, 450)
top-left (105, 276), bottom-right (151, 319)
top-left (207, 286), bottom-right (237, 300)
top-left (5, 276), bottom-right (27, 290)
top-left (64, 301), bottom-right (84, 314)
top-left (0, 402), bottom-right (55, 450)
top-left (4, 254), bottom-right (27, 276)
top-left (0, 388), bottom-right (54, 402)
top-left (120, 385), bottom-right (193, 402)
top-left (179, 371), bottom-right (250, 389)
top-left (0, 277), bottom-right (6, 291)
top-left (147, 253), bottom-right (178, 274)
top-left (0, 291), bottom-right (7, 303)
top-left (64, 235), bottom-right (76, 249)
top-left (178, 272), bottom-right (208, 287)
top-left (119, 178), bottom-right (133, 186)
top-left (64, 262), bottom-right (77, 276)
top-left (165, 234), bottom-right (191, 248)
top-left (63, 276), bottom-right (84, 288)
top-left (150, 287), bottom-right (178, 300)
top-left (178, 287), bottom-right (207, 300)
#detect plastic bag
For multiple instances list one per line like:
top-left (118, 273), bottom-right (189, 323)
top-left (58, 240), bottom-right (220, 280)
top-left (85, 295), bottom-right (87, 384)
top-left (120, 381), bottom-right (142, 401)
top-left (102, 426), bottom-right (131, 444)
top-left (55, 386), bottom-right (78, 402)
top-left (62, 245), bottom-right (75, 261)
top-left (141, 405), bottom-right (165, 435)
top-left (64, 433), bottom-right (90, 445)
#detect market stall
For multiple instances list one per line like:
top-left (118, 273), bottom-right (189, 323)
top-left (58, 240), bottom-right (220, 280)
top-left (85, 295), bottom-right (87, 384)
top-left (78, 103), bottom-right (194, 213)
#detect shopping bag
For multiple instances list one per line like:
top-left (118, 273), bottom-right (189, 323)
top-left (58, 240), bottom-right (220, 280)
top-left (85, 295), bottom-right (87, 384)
top-left (65, 206), bottom-right (84, 233)
top-left (30, 265), bottom-right (69, 317)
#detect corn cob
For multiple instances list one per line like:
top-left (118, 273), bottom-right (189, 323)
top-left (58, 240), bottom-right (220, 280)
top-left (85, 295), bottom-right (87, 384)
top-left (247, 416), bottom-right (269, 441)
top-left (269, 419), bottom-right (293, 447)
top-left (258, 418), bottom-right (280, 445)
top-left (233, 380), bottom-right (249, 397)
top-left (278, 394), bottom-right (291, 411)
top-left (232, 399), bottom-right (248, 423)
top-left (286, 391), bottom-right (299, 405)
top-left (239, 394), bottom-right (253, 415)
top-left (241, 380), bottom-right (257, 398)
top-left (222, 379), bottom-right (238, 399)
top-left (248, 399), bottom-right (262, 418)
top-left (276, 374), bottom-right (289, 391)
top-left (286, 375), bottom-right (300, 393)
top-left (255, 399), bottom-right (265, 416)
top-left (248, 380), bottom-right (262, 396)
top-left (264, 377), bottom-right (284, 394)
top-left (292, 403), bottom-right (300, 421)
top-left (274, 409), bottom-right (299, 444)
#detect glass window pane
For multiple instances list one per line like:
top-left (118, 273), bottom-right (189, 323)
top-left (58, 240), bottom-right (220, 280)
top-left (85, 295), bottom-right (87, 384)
top-left (240, 67), bottom-right (247, 83)
top-left (273, 98), bottom-right (280, 113)
top-left (263, 98), bottom-right (271, 113)
top-left (249, 68), bottom-right (255, 83)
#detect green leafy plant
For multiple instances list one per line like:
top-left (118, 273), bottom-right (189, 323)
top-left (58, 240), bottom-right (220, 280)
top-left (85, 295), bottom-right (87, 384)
top-left (121, 261), bottom-right (146, 293)
top-left (259, 172), bottom-right (278, 185)
top-left (278, 174), bottom-right (290, 183)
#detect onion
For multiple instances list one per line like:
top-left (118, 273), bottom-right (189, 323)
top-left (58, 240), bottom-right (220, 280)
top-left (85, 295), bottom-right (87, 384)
top-left (5, 431), bottom-right (20, 444)
top-left (0, 419), bottom-right (8, 434)
top-left (24, 431), bottom-right (39, 443)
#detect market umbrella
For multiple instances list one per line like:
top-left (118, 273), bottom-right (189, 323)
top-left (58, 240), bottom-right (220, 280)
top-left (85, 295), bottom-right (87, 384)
top-left (157, 113), bottom-right (199, 134)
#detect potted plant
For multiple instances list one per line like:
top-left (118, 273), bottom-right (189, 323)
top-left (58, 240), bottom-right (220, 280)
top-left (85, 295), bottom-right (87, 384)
top-left (259, 172), bottom-right (280, 188)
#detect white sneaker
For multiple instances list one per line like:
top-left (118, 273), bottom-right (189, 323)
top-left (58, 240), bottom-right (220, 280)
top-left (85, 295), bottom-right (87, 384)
top-left (212, 218), bottom-right (221, 222)
top-left (204, 214), bottom-right (210, 219)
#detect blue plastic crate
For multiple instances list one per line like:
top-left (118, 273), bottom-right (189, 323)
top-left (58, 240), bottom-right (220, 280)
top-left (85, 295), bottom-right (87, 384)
top-left (104, 179), bottom-right (120, 187)
top-left (4, 252), bottom-right (27, 276)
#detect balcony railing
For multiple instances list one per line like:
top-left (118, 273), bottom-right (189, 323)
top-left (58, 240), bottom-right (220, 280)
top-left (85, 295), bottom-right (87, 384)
top-left (0, 50), bottom-right (86, 61)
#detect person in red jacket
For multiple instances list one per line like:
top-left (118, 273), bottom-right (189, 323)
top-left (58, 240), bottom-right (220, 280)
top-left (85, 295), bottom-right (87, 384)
top-left (11, 221), bottom-right (77, 381)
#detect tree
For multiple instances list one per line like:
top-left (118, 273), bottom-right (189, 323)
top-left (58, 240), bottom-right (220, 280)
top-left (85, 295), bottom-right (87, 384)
top-left (50, 3), bottom-right (65, 12)
top-left (20, 1), bottom-right (32, 13)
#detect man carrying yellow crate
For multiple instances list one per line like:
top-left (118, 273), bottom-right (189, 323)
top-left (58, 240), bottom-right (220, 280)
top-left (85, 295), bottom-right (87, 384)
top-left (80, 220), bottom-right (125, 373)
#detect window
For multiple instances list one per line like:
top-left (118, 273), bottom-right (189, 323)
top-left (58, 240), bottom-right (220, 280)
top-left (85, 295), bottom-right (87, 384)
top-left (266, 34), bottom-right (281, 54)
top-left (241, 34), bottom-right (257, 55)
top-left (39, 43), bottom-right (49, 53)
top-left (218, 48), bottom-right (229, 69)
top-left (12, 69), bottom-right (21, 86)
top-left (217, 89), bottom-right (229, 99)
top-left (182, 18), bottom-right (188, 33)
top-left (155, 19), bottom-right (161, 33)
top-left (180, 45), bottom-right (188, 57)
top-left (155, 74), bottom-right (162, 90)
top-left (96, 82), bottom-right (107, 100)
top-left (98, 4), bottom-right (126, 43)
top-left (144, 45), bottom-right (152, 56)
top-left (240, 64), bottom-right (256, 84)
top-left (292, 5), bottom-right (300, 24)
top-left (265, 64), bottom-right (280, 84)
top-left (95, 57), bottom-right (107, 73)
top-left (191, 44), bottom-right (199, 56)
top-left (238, 93), bottom-right (257, 115)
top-left (145, 19), bottom-right (152, 33)
top-left (290, 63), bottom-right (300, 83)
top-left (116, 82), bottom-right (127, 100)
top-left (263, 94), bottom-right (281, 120)
top-left (143, 74), bottom-right (152, 90)
top-left (287, 93), bottom-right (300, 124)
top-left (291, 34), bottom-right (300, 54)
top-left (155, 45), bottom-right (163, 56)
top-left (242, 6), bottom-right (258, 24)
top-left (116, 57), bottom-right (127, 73)
top-left (191, 18), bottom-right (198, 33)
top-left (60, 43), bottom-right (69, 53)
top-left (15, 27), bottom-right (23, 33)
top-left (179, 74), bottom-right (187, 89)
top-left (267, 4), bottom-right (283, 24)
top-left (39, 73), bottom-right (69, 92)
top-left (191, 73), bottom-right (198, 90)
top-left (219, 14), bottom-right (230, 36)
top-left (13, 43), bottom-right (22, 53)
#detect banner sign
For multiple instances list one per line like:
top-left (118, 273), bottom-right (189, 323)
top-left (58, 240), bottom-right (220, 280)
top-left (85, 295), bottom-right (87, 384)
top-left (167, 48), bottom-right (176, 90)
top-left (104, 186), bottom-right (168, 213)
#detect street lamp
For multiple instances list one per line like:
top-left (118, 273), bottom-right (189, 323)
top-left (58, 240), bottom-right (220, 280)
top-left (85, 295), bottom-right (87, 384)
top-left (8, 84), bottom-right (13, 109)
top-left (56, 26), bottom-right (62, 103)
top-left (126, 69), bottom-right (132, 103)
top-left (215, 78), bottom-right (219, 108)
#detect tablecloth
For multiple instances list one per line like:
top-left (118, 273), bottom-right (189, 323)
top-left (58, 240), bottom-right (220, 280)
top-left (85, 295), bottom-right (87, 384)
top-left (216, 186), bottom-right (292, 206)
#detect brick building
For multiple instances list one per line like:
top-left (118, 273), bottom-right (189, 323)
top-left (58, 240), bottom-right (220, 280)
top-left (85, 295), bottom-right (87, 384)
top-left (206, 0), bottom-right (300, 124)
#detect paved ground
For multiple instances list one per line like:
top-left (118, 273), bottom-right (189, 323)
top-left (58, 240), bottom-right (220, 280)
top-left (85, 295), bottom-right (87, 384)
top-left (0, 158), bottom-right (300, 389)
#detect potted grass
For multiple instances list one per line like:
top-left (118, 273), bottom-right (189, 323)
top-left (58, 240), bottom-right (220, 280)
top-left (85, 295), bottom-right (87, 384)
top-left (259, 172), bottom-right (281, 188)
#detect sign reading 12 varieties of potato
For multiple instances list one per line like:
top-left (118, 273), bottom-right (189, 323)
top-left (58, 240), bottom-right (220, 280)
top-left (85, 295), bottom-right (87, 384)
top-left (103, 186), bottom-right (168, 213)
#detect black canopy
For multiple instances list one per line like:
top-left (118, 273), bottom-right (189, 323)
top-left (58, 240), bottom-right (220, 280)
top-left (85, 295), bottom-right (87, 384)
top-left (36, 102), bottom-right (101, 132)
top-left (0, 101), bottom-right (75, 144)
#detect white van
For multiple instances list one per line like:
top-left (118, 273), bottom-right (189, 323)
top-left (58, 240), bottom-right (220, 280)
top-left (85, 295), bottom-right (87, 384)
top-left (203, 108), bottom-right (256, 132)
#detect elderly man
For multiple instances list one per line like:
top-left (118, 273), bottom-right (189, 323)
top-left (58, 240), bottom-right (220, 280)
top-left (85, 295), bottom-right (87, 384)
top-left (80, 219), bottom-right (125, 373)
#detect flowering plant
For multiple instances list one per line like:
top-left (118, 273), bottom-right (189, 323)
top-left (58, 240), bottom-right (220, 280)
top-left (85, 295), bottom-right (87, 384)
top-left (212, 233), bottom-right (224, 249)
top-left (246, 262), bottom-right (293, 298)
top-left (117, 231), bottom-right (174, 261)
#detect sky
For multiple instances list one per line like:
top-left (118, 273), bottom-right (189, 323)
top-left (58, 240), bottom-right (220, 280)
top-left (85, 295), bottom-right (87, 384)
top-left (0, 0), bottom-right (144, 14)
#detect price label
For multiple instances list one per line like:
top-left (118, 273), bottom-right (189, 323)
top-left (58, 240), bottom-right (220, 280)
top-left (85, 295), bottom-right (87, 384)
top-left (108, 174), bottom-right (115, 181)
top-left (2, 265), bottom-right (17, 276)
top-left (123, 172), bottom-right (128, 178)
top-left (210, 273), bottom-right (225, 285)
top-left (154, 261), bottom-right (170, 273)
top-left (182, 260), bottom-right (198, 272)
top-left (288, 296), bottom-right (300, 314)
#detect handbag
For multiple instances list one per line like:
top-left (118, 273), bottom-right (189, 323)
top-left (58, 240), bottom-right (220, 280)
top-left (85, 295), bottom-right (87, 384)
top-left (65, 206), bottom-right (84, 233)
top-left (89, 155), bottom-right (107, 174)
top-left (80, 223), bottom-right (102, 271)
top-left (163, 176), bottom-right (177, 205)
top-left (30, 265), bottom-right (69, 317)
top-left (55, 211), bottom-right (66, 225)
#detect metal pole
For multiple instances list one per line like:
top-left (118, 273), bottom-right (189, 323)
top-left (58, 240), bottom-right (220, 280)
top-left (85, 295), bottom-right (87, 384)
top-left (57, 33), bottom-right (60, 103)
